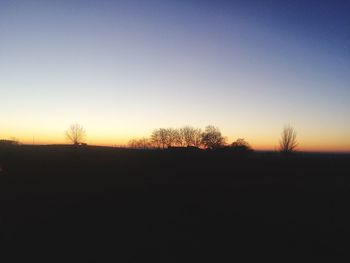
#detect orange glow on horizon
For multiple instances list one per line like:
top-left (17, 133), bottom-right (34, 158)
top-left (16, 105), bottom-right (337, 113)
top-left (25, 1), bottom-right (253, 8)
top-left (1, 119), bottom-right (349, 153)
top-left (1, 132), bottom-right (349, 153)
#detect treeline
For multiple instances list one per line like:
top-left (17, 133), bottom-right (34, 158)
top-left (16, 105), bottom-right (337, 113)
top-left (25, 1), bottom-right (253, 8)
top-left (1, 124), bottom-right (298, 154)
top-left (0, 139), bottom-right (19, 146)
top-left (129, 125), bottom-right (252, 151)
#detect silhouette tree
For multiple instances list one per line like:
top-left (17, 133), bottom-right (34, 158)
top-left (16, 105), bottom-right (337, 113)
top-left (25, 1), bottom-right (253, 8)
top-left (192, 128), bottom-right (203, 147)
top-left (0, 138), bottom-right (19, 146)
top-left (279, 125), bottom-right (297, 153)
top-left (129, 138), bottom-right (151, 149)
top-left (231, 138), bottom-right (252, 152)
top-left (65, 123), bottom-right (86, 145)
top-left (128, 139), bottom-right (138, 148)
top-left (138, 137), bottom-right (151, 149)
top-left (201, 125), bottom-right (226, 149)
top-left (166, 128), bottom-right (181, 147)
top-left (180, 126), bottom-right (202, 147)
top-left (173, 128), bottom-right (184, 147)
top-left (151, 128), bottom-right (169, 149)
top-left (151, 128), bottom-right (184, 148)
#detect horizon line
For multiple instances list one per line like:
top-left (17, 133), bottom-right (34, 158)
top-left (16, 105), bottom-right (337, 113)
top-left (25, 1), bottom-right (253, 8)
top-left (8, 142), bottom-right (350, 155)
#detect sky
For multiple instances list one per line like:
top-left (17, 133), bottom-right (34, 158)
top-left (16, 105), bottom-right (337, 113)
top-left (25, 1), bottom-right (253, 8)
top-left (0, 0), bottom-right (349, 151)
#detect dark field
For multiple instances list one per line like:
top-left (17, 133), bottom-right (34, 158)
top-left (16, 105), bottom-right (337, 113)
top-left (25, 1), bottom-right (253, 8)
top-left (1, 145), bottom-right (350, 260)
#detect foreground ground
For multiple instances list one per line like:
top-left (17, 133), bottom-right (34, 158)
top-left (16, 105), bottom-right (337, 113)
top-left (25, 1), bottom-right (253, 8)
top-left (0, 145), bottom-right (350, 260)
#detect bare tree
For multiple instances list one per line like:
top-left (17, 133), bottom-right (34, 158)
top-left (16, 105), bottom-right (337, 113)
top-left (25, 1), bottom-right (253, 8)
top-left (279, 125), bottom-right (298, 153)
top-left (180, 126), bottom-right (202, 147)
top-left (151, 128), bottom-right (169, 149)
top-left (129, 137), bottom-right (151, 149)
top-left (172, 128), bottom-right (184, 147)
top-left (192, 128), bottom-right (203, 147)
top-left (175, 132), bottom-right (184, 146)
top-left (201, 125), bottom-right (226, 149)
top-left (151, 125), bottom-right (227, 149)
top-left (166, 128), bottom-right (181, 147)
top-left (150, 129), bottom-right (161, 148)
top-left (138, 137), bottom-right (151, 149)
top-left (129, 139), bottom-right (136, 148)
top-left (180, 126), bottom-right (194, 146)
top-left (65, 123), bottom-right (86, 145)
top-left (151, 128), bottom-right (184, 148)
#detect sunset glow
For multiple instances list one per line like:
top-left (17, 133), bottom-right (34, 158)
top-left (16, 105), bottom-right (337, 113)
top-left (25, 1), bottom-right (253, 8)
top-left (1, 1), bottom-right (349, 152)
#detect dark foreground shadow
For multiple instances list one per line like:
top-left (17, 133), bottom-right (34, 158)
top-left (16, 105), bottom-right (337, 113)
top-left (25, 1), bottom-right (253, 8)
top-left (1, 145), bottom-right (350, 260)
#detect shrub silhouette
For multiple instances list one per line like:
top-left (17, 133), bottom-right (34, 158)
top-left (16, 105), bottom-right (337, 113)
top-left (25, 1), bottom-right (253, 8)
top-left (279, 125), bottom-right (297, 153)
top-left (231, 138), bottom-right (253, 152)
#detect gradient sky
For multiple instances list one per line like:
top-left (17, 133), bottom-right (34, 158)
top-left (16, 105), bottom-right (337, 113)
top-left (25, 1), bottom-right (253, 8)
top-left (1, 0), bottom-right (349, 151)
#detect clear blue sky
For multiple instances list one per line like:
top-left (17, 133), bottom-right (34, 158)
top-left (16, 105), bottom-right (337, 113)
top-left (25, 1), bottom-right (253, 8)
top-left (1, 0), bottom-right (349, 151)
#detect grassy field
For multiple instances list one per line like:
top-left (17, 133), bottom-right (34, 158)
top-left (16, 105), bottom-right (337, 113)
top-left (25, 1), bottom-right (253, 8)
top-left (1, 145), bottom-right (349, 260)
